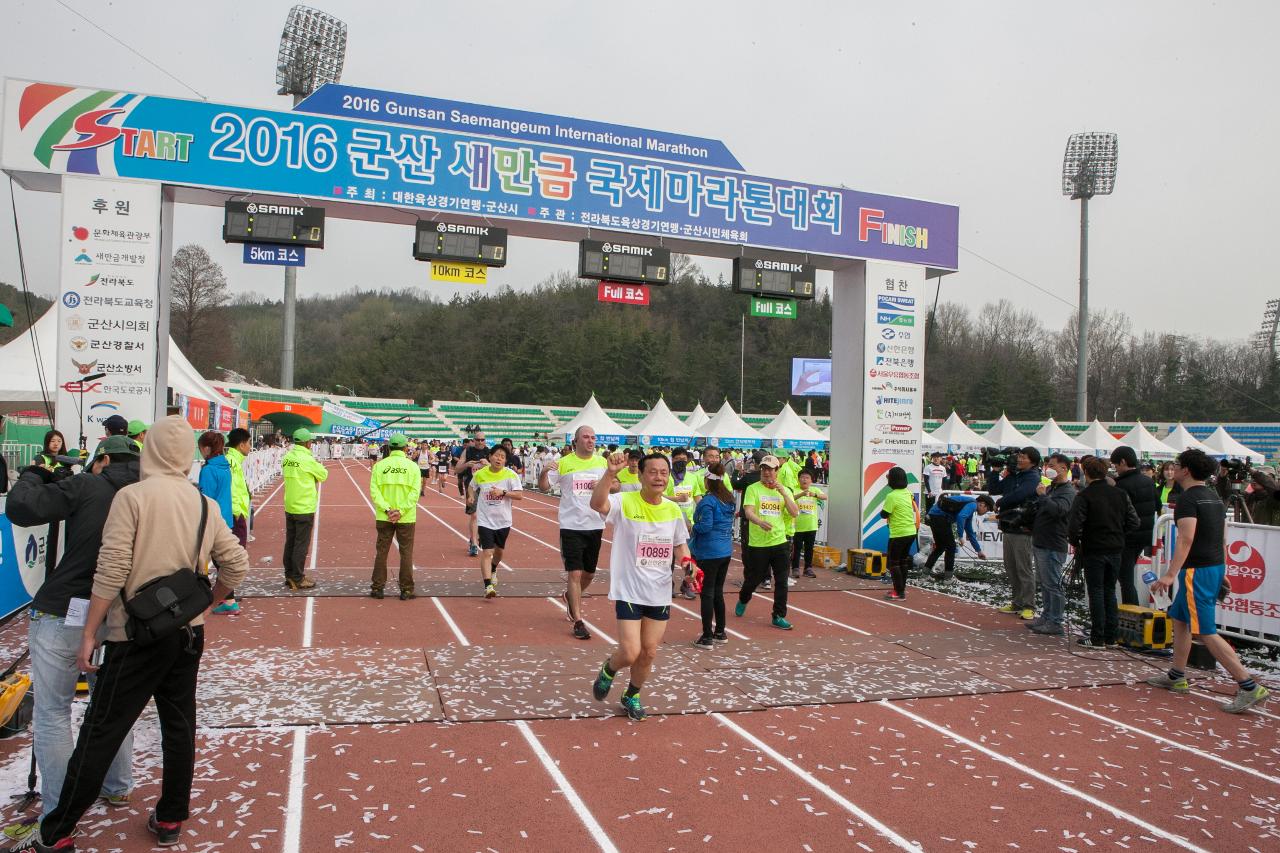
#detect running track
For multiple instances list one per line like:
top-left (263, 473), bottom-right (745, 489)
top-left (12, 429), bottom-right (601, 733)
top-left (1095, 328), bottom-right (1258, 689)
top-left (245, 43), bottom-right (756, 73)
top-left (0, 459), bottom-right (1274, 851)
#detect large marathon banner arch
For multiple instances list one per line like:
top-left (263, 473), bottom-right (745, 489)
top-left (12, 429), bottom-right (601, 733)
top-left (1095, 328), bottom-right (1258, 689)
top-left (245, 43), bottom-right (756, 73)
top-left (1, 76), bottom-right (959, 561)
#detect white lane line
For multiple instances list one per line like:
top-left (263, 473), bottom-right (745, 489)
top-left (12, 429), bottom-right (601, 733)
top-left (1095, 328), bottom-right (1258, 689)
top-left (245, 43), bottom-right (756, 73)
top-left (431, 484), bottom-right (569, 554)
top-left (432, 596), bottom-right (471, 646)
top-left (880, 700), bottom-right (1211, 853)
top-left (713, 712), bottom-right (921, 851)
top-left (255, 478), bottom-right (285, 514)
top-left (546, 596), bottom-right (616, 644)
top-left (302, 598), bottom-right (314, 649)
top-left (308, 481), bottom-right (322, 575)
top-left (1188, 688), bottom-right (1280, 721)
top-left (753, 592), bottom-right (873, 636)
top-left (668, 601), bottom-right (750, 640)
top-left (843, 589), bottom-right (981, 631)
top-left (1029, 690), bottom-right (1280, 784)
top-left (282, 727), bottom-right (308, 853)
top-left (514, 720), bottom-right (619, 853)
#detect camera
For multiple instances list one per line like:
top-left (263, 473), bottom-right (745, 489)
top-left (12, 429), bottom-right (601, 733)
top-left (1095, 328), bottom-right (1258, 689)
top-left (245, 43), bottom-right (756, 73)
top-left (1221, 459), bottom-right (1250, 492)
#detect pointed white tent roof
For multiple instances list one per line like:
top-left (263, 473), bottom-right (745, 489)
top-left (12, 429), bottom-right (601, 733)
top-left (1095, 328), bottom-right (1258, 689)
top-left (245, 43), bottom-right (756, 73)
top-left (1164, 423), bottom-right (1214, 454)
top-left (696, 401), bottom-right (763, 448)
top-left (921, 429), bottom-right (945, 450)
top-left (929, 411), bottom-right (992, 449)
top-left (629, 397), bottom-right (697, 445)
top-left (1076, 419), bottom-right (1123, 454)
top-left (981, 414), bottom-right (1031, 448)
top-left (550, 395), bottom-right (631, 443)
top-left (756, 404), bottom-right (828, 450)
top-left (684, 403), bottom-right (710, 430)
top-left (0, 308), bottom-right (243, 413)
top-left (1025, 418), bottom-right (1090, 453)
top-left (1201, 426), bottom-right (1265, 462)
top-left (1117, 421), bottom-right (1178, 459)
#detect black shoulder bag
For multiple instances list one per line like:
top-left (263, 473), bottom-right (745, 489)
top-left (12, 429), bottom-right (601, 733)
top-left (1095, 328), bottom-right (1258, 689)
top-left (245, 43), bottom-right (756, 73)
top-left (122, 490), bottom-right (214, 646)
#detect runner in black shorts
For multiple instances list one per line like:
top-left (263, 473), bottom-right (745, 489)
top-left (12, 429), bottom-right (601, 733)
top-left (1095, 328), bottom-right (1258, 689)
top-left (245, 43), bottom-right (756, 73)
top-left (469, 445), bottom-right (523, 598)
top-left (454, 432), bottom-right (489, 556)
top-left (540, 426), bottom-right (613, 640)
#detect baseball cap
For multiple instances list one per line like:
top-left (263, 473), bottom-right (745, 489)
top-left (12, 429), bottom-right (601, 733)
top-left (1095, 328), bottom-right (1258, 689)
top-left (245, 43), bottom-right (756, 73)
top-left (103, 414), bottom-right (128, 435)
top-left (759, 454), bottom-right (781, 469)
top-left (127, 419), bottom-right (148, 437)
top-left (388, 433), bottom-right (408, 448)
top-left (1255, 464), bottom-right (1276, 477)
top-left (93, 435), bottom-right (139, 461)
top-left (293, 428), bottom-right (314, 442)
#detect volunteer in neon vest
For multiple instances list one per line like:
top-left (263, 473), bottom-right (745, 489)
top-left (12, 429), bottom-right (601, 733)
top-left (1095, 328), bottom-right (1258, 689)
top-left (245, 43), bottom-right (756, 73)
top-left (368, 434), bottom-right (420, 600)
top-left (281, 428), bottom-right (328, 590)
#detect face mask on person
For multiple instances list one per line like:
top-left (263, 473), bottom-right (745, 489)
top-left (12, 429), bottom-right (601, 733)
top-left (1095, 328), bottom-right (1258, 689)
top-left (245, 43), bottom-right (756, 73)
top-left (672, 460), bottom-right (687, 477)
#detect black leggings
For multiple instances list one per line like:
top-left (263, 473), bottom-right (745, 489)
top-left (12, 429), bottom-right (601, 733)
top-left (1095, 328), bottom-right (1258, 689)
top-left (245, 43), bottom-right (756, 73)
top-left (887, 535), bottom-right (916, 596)
top-left (924, 515), bottom-right (957, 573)
top-left (791, 530), bottom-right (816, 570)
top-left (696, 556), bottom-right (731, 636)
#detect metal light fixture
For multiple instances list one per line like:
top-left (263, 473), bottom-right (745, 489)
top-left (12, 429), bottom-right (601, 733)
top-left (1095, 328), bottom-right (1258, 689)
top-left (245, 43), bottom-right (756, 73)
top-left (275, 5), bottom-right (347, 389)
top-left (1062, 132), bottom-right (1119, 421)
top-left (276, 5), bottom-right (347, 99)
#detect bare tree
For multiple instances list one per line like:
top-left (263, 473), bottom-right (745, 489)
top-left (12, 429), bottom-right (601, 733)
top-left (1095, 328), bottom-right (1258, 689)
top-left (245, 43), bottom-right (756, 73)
top-left (170, 244), bottom-right (230, 372)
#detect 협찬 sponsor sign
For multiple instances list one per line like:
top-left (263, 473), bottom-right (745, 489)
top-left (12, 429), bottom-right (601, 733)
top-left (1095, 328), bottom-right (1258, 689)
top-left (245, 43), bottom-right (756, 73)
top-left (859, 263), bottom-right (925, 553)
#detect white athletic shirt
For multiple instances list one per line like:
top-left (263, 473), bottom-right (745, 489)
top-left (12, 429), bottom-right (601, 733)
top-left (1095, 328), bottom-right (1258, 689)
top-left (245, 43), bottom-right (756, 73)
top-left (605, 492), bottom-right (688, 607)
top-left (545, 453), bottom-right (607, 531)
top-left (925, 464), bottom-right (948, 495)
top-left (470, 465), bottom-right (522, 530)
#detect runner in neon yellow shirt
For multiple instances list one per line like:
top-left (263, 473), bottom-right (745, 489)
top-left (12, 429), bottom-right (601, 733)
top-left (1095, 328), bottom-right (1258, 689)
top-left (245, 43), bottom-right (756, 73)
top-left (790, 468), bottom-right (826, 579)
top-left (736, 455), bottom-right (799, 630)
top-left (617, 449), bottom-right (643, 492)
top-left (470, 445), bottom-right (524, 598)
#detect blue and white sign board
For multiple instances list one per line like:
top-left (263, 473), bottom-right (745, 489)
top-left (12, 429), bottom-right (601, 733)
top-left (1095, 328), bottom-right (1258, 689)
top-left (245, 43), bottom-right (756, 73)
top-left (0, 499), bottom-right (57, 619)
top-left (242, 243), bottom-right (306, 266)
top-left (2, 79), bottom-right (959, 270)
top-left (294, 84), bottom-right (744, 171)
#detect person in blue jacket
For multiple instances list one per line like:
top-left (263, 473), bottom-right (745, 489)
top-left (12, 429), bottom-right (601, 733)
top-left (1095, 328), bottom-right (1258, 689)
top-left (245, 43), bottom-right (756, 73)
top-left (986, 446), bottom-right (1044, 618)
top-left (924, 493), bottom-right (995, 579)
top-left (689, 462), bottom-right (736, 648)
top-left (197, 431), bottom-right (234, 530)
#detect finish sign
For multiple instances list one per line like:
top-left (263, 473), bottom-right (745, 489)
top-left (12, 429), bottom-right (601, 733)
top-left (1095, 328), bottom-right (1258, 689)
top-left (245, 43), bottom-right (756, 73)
top-left (431, 260), bottom-right (487, 285)
top-left (750, 295), bottom-right (797, 319)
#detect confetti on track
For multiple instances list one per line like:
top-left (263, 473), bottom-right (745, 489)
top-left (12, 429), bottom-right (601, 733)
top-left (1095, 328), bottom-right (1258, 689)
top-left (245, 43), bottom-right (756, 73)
top-left (0, 461), bottom-right (1271, 850)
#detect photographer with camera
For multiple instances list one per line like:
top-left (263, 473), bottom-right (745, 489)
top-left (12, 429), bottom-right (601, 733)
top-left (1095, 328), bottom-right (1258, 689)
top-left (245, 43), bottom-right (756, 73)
top-left (986, 446), bottom-right (1043, 620)
top-left (1245, 465), bottom-right (1280, 526)
top-left (1110, 446), bottom-right (1160, 606)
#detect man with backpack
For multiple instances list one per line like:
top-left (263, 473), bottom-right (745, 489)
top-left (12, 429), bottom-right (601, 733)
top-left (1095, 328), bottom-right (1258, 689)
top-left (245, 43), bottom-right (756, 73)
top-left (924, 493), bottom-right (993, 580)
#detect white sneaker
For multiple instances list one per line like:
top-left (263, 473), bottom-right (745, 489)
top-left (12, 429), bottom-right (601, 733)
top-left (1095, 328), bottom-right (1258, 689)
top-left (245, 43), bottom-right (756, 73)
top-left (787, 577), bottom-right (797, 587)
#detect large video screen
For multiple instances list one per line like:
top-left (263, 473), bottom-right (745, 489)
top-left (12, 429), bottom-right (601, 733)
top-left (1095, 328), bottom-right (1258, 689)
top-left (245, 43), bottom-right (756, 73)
top-left (790, 357), bottom-right (832, 397)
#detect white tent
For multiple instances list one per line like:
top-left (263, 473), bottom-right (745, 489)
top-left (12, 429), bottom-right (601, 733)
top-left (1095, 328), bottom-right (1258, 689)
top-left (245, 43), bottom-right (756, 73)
top-left (1117, 421), bottom-right (1179, 459)
top-left (921, 429), bottom-right (945, 450)
top-left (981, 414), bottom-right (1031, 448)
top-left (629, 397), bottom-right (698, 446)
top-left (550, 395), bottom-right (631, 444)
top-left (0, 308), bottom-right (245, 416)
top-left (684, 403), bottom-right (710, 430)
top-left (1201, 426), bottom-right (1265, 462)
top-left (821, 425), bottom-right (830, 438)
top-left (929, 411), bottom-right (993, 450)
top-left (696, 401), bottom-right (764, 449)
top-left (756, 403), bottom-right (828, 450)
top-left (1164, 423), bottom-right (1214, 454)
top-left (1077, 419), bottom-right (1123, 455)
top-left (1024, 418), bottom-right (1089, 454)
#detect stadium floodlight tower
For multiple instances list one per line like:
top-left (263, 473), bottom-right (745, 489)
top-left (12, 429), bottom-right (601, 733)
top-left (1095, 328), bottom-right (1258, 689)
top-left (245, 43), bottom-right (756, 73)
top-left (274, 5), bottom-right (347, 389)
top-left (1062, 132), bottom-right (1118, 422)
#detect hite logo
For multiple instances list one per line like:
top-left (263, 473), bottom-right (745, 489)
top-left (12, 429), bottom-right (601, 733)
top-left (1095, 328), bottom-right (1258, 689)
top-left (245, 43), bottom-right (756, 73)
top-left (602, 244), bottom-right (652, 256)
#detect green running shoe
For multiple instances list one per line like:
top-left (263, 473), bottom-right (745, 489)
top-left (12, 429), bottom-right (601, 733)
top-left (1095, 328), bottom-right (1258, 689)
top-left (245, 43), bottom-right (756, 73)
top-left (620, 694), bottom-right (647, 721)
top-left (1222, 685), bottom-right (1270, 714)
top-left (1145, 673), bottom-right (1190, 693)
top-left (734, 600), bottom-right (746, 617)
top-left (592, 661), bottom-right (615, 701)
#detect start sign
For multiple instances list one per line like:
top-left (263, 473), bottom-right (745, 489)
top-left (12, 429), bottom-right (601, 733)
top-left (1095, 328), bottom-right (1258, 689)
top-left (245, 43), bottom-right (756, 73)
top-left (597, 282), bottom-right (650, 305)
